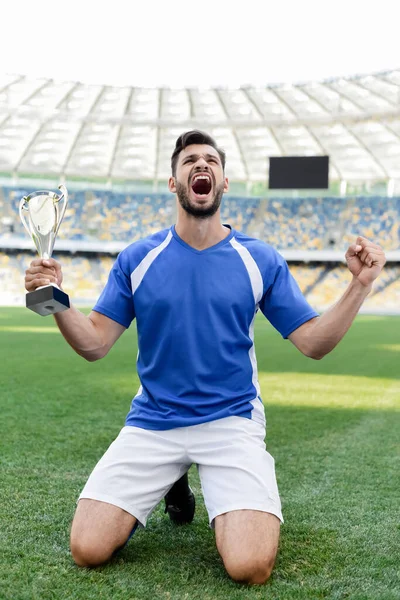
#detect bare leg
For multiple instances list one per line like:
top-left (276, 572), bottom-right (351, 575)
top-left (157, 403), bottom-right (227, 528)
top-left (215, 510), bottom-right (280, 585)
top-left (70, 499), bottom-right (136, 567)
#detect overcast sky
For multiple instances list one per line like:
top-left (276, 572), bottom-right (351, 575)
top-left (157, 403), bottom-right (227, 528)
top-left (1, 0), bottom-right (399, 87)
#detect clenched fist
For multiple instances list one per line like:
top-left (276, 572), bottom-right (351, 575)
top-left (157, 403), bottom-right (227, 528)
top-left (345, 236), bottom-right (386, 288)
top-left (25, 258), bottom-right (64, 293)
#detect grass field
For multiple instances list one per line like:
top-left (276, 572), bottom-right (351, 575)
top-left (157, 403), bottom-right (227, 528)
top-left (0, 307), bottom-right (399, 600)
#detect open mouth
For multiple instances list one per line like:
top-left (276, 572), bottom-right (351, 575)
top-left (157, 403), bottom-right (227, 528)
top-left (191, 174), bottom-right (212, 197)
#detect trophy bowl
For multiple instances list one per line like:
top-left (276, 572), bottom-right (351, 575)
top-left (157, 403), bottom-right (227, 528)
top-left (19, 184), bottom-right (70, 316)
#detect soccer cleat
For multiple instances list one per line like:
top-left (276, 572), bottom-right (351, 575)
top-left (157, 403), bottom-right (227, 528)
top-left (164, 472), bottom-right (195, 525)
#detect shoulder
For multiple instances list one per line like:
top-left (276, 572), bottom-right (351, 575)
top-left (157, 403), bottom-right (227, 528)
top-left (231, 230), bottom-right (283, 267)
top-left (116, 228), bottom-right (172, 273)
top-left (231, 230), bottom-right (289, 291)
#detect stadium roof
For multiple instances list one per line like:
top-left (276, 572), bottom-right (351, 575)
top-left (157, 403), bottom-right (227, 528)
top-left (1, 70), bottom-right (400, 187)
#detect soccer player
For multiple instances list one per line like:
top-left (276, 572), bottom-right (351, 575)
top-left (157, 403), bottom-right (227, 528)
top-left (24, 131), bottom-right (386, 585)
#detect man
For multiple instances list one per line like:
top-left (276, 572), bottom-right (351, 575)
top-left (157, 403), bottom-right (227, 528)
top-left (24, 131), bottom-right (386, 585)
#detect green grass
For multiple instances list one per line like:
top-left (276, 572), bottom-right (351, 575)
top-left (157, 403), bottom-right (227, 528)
top-left (0, 308), bottom-right (399, 600)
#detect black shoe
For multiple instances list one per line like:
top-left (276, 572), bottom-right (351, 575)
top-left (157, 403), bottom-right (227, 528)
top-left (164, 472), bottom-right (195, 525)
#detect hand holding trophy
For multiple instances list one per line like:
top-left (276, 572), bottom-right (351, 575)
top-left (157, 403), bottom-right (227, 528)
top-left (19, 185), bottom-right (70, 316)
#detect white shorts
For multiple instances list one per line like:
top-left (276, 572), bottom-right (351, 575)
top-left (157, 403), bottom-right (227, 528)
top-left (79, 413), bottom-right (283, 527)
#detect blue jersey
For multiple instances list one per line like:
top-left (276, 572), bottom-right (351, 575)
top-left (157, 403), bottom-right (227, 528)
top-left (93, 226), bottom-right (318, 430)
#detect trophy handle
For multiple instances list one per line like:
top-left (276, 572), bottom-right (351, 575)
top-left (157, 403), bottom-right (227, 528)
top-left (19, 196), bottom-right (33, 238)
top-left (54, 184), bottom-right (69, 237)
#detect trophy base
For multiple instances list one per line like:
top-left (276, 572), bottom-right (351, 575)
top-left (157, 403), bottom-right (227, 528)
top-left (26, 285), bottom-right (70, 316)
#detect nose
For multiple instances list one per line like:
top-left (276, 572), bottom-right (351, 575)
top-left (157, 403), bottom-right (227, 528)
top-left (194, 157), bottom-right (209, 171)
top-left (193, 163), bottom-right (210, 174)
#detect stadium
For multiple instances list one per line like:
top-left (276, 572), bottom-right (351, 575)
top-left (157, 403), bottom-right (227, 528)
top-left (1, 70), bottom-right (399, 312)
top-left (0, 9), bottom-right (399, 598)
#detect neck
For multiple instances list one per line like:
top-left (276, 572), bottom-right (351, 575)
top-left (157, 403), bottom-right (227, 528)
top-left (175, 204), bottom-right (230, 250)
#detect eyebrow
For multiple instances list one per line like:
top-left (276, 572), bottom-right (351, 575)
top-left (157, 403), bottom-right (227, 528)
top-left (181, 153), bottom-right (220, 163)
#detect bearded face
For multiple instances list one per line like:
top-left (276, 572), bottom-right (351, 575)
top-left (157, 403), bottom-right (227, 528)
top-left (170, 144), bottom-right (228, 219)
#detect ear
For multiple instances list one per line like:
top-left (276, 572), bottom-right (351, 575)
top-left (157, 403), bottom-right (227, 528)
top-left (223, 177), bottom-right (229, 193)
top-left (168, 176), bottom-right (176, 193)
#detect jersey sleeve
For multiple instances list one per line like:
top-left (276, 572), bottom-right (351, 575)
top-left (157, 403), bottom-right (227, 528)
top-left (92, 251), bottom-right (135, 329)
top-left (259, 253), bottom-right (318, 339)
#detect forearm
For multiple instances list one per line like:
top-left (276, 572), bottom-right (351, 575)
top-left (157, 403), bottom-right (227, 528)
top-left (307, 277), bottom-right (372, 359)
top-left (25, 257), bottom-right (116, 361)
top-left (53, 304), bottom-right (106, 361)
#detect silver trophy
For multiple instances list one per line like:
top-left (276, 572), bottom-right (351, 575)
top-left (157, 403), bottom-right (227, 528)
top-left (19, 185), bottom-right (70, 316)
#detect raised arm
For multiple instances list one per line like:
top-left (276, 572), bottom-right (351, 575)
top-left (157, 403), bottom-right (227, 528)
top-left (25, 258), bottom-right (126, 361)
top-left (288, 236), bottom-right (386, 360)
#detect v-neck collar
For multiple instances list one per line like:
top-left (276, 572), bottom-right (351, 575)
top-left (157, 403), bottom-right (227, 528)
top-left (171, 224), bottom-right (234, 255)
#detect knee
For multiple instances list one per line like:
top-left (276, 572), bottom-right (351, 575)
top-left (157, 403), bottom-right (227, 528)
top-left (224, 556), bottom-right (275, 585)
top-left (70, 535), bottom-right (115, 568)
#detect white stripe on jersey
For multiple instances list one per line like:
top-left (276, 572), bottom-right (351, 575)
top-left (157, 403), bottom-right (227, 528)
top-left (131, 230), bottom-right (173, 295)
top-left (229, 237), bottom-right (263, 305)
top-left (134, 384), bottom-right (143, 399)
top-left (230, 237), bottom-right (264, 399)
top-left (248, 313), bottom-right (261, 397)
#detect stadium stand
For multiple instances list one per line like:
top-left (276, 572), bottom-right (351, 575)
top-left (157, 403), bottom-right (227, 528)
top-left (219, 196), bottom-right (261, 232)
top-left (252, 197), bottom-right (346, 250)
top-left (3, 189), bottom-right (399, 251)
top-left (363, 265), bottom-right (400, 311)
top-left (253, 196), bottom-right (400, 252)
top-left (0, 188), bottom-right (176, 242)
top-left (1, 189), bottom-right (399, 312)
top-left (288, 264), bottom-right (328, 295)
top-left (341, 197), bottom-right (400, 251)
top-left (0, 252), bottom-right (28, 305)
top-left (305, 265), bottom-right (354, 308)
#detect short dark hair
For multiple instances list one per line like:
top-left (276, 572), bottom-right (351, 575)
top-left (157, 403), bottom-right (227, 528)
top-left (171, 130), bottom-right (226, 176)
